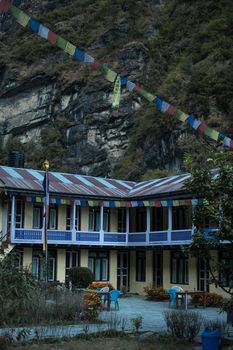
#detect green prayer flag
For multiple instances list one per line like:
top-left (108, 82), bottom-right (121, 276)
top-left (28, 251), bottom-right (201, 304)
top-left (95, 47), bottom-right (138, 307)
top-left (139, 89), bottom-right (156, 102)
top-left (16, 10), bottom-right (30, 27)
top-left (106, 69), bottom-right (117, 83)
top-left (10, 5), bottom-right (21, 19)
top-left (57, 36), bottom-right (67, 50)
top-left (100, 64), bottom-right (109, 75)
top-left (64, 41), bottom-right (76, 56)
top-left (112, 75), bottom-right (121, 109)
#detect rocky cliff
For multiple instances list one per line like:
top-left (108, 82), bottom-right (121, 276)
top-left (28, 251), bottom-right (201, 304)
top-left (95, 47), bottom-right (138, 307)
top-left (0, 0), bottom-right (233, 179)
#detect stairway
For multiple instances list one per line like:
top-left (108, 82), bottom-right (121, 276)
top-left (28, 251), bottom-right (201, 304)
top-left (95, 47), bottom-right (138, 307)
top-left (0, 241), bottom-right (15, 260)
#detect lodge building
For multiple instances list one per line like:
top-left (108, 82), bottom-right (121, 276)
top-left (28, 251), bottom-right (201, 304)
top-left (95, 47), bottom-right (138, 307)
top-left (0, 165), bottom-right (228, 295)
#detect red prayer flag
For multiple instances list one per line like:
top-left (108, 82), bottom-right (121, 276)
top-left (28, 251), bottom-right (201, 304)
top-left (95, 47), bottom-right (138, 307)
top-left (166, 105), bottom-right (176, 116)
top-left (230, 140), bottom-right (233, 149)
top-left (90, 60), bottom-right (101, 70)
top-left (48, 31), bottom-right (58, 45)
top-left (133, 85), bottom-right (142, 92)
top-left (0, 0), bottom-right (10, 12)
top-left (198, 123), bottom-right (208, 134)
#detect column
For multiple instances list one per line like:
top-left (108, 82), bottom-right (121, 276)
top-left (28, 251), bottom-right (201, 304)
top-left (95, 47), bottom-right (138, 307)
top-left (192, 205), bottom-right (196, 236)
top-left (100, 204), bottom-right (104, 244)
top-left (146, 207), bottom-right (151, 245)
top-left (168, 206), bottom-right (172, 242)
top-left (10, 195), bottom-right (16, 241)
top-left (72, 202), bottom-right (76, 242)
top-left (126, 208), bottom-right (129, 245)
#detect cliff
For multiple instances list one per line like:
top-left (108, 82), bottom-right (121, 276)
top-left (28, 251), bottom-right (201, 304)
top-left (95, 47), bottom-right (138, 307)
top-left (0, 0), bottom-right (232, 179)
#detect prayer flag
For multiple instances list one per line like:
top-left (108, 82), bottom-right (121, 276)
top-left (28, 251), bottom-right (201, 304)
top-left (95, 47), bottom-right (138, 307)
top-left (74, 48), bottom-right (85, 61)
top-left (223, 136), bottom-right (231, 147)
top-left (155, 97), bottom-right (163, 111)
top-left (48, 31), bottom-right (58, 45)
top-left (28, 18), bottom-right (40, 33)
top-left (139, 89), bottom-right (156, 102)
top-left (161, 101), bottom-right (170, 112)
top-left (56, 36), bottom-right (67, 50)
top-left (105, 68), bottom-right (117, 83)
top-left (166, 105), bottom-right (176, 115)
top-left (38, 25), bottom-right (49, 40)
top-left (112, 75), bottom-right (121, 109)
top-left (84, 53), bottom-right (95, 63)
top-left (90, 60), bottom-right (101, 70)
top-left (198, 123), bottom-right (208, 134)
top-left (126, 80), bottom-right (136, 91)
top-left (192, 119), bottom-right (201, 130)
top-left (0, 0), bottom-right (10, 13)
top-left (16, 9), bottom-right (30, 27)
top-left (64, 41), bottom-right (76, 56)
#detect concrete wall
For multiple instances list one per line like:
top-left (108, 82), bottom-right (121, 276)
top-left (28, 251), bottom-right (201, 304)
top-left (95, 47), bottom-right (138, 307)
top-left (57, 249), bottom-right (66, 282)
top-left (109, 250), bottom-right (117, 288)
top-left (110, 209), bottom-right (118, 232)
top-left (129, 250), bottom-right (153, 294)
top-left (80, 249), bottom-right (88, 267)
top-left (81, 207), bottom-right (89, 231)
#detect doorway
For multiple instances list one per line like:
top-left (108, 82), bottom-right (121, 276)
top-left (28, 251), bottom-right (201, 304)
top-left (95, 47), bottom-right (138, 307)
top-left (117, 252), bottom-right (129, 291)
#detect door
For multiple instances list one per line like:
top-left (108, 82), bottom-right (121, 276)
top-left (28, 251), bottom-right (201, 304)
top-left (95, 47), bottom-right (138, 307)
top-left (198, 259), bottom-right (209, 292)
top-left (153, 251), bottom-right (163, 287)
top-left (117, 252), bottom-right (129, 291)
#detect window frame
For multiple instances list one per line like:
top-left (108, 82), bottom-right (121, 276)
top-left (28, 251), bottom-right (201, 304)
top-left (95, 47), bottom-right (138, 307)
top-left (88, 251), bottom-right (109, 281)
top-left (136, 251), bottom-right (146, 282)
top-left (170, 251), bottom-right (189, 285)
top-left (33, 205), bottom-right (43, 229)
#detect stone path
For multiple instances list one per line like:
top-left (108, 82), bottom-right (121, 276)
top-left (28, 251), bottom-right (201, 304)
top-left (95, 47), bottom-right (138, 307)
top-left (99, 295), bottom-right (227, 333)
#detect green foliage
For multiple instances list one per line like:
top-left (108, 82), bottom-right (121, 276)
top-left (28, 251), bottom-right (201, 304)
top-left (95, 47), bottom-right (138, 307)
top-left (68, 267), bottom-right (94, 288)
top-left (186, 150), bottom-right (233, 296)
top-left (131, 316), bottom-right (143, 333)
top-left (144, 286), bottom-right (169, 301)
top-left (0, 253), bottom-right (38, 326)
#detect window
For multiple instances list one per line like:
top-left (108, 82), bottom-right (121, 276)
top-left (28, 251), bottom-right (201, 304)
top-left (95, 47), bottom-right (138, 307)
top-left (89, 208), bottom-right (100, 231)
top-left (49, 207), bottom-right (57, 230)
top-left (66, 205), bottom-right (81, 230)
top-left (33, 206), bottom-right (42, 229)
top-left (88, 251), bottom-right (109, 281)
top-left (8, 199), bottom-right (25, 229)
top-left (88, 208), bottom-right (109, 231)
top-left (219, 251), bottom-right (233, 287)
top-left (66, 251), bottom-right (79, 279)
top-left (136, 251), bottom-right (146, 282)
top-left (172, 206), bottom-right (192, 230)
top-left (32, 250), bottom-right (56, 281)
top-left (136, 208), bottom-right (146, 232)
top-left (171, 251), bottom-right (189, 284)
top-left (151, 207), bottom-right (168, 231)
top-left (118, 208), bottom-right (126, 232)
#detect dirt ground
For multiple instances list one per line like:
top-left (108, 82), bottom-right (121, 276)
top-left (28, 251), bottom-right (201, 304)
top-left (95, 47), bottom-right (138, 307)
top-left (8, 334), bottom-right (198, 350)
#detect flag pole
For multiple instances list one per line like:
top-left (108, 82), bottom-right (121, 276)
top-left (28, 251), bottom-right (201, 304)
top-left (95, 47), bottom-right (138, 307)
top-left (42, 159), bottom-right (49, 285)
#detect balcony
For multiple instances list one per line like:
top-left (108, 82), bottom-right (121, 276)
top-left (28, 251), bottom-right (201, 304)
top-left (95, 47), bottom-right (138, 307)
top-left (13, 228), bottom-right (193, 246)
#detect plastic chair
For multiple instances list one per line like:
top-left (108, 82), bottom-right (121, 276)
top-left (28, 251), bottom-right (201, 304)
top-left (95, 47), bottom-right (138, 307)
top-left (109, 290), bottom-right (121, 310)
top-left (98, 286), bottom-right (109, 304)
top-left (171, 286), bottom-right (185, 306)
top-left (167, 288), bottom-right (177, 308)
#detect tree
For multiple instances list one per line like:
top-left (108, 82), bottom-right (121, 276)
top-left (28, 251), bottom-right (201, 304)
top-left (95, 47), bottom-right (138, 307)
top-left (185, 150), bottom-right (233, 297)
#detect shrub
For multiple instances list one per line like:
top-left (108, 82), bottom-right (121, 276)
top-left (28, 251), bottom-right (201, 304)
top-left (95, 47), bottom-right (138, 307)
top-left (164, 310), bottom-right (203, 341)
top-left (144, 286), bottom-right (169, 301)
top-left (68, 267), bottom-right (94, 288)
top-left (131, 316), bottom-right (143, 333)
top-left (191, 292), bottom-right (223, 307)
top-left (84, 292), bottom-right (102, 320)
top-left (88, 282), bottom-right (115, 291)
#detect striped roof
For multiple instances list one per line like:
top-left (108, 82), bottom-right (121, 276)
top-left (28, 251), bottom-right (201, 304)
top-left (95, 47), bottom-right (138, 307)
top-left (0, 165), bottom-right (190, 199)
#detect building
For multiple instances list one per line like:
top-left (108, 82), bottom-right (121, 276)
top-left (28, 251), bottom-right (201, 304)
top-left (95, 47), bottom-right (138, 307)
top-left (0, 165), bottom-right (227, 295)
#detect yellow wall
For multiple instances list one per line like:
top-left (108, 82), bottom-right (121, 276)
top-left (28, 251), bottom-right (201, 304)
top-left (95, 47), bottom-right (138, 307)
top-left (80, 249), bottom-right (88, 267)
top-left (57, 249), bottom-right (66, 282)
top-left (58, 205), bottom-right (66, 230)
top-left (208, 250), bottom-right (229, 297)
top-left (163, 250), bottom-right (170, 288)
top-left (81, 207), bottom-right (89, 231)
top-left (109, 250), bottom-right (117, 288)
top-left (129, 250), bottom-right (153, 294)
top-left (110, 209), bottom-right (118, 232)
top-left (24, 203), bottom-right (33, 228)
top-left (23, 247), bottom-right (32, 268)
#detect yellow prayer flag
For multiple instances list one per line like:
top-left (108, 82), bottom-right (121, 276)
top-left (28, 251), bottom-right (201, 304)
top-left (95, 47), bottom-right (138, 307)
top-left (64, 42), bottom-right (76, 56)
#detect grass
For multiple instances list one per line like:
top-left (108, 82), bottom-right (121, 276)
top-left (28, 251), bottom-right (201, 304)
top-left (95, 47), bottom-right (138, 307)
top-left (8, 333), bottom-right (197, 350)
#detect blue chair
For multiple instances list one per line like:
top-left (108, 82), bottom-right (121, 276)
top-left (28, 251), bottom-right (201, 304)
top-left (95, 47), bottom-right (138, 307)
top-left (109, 290), bottom-right (121, 310)
top-left (167, 288), bottom-right (177, 308)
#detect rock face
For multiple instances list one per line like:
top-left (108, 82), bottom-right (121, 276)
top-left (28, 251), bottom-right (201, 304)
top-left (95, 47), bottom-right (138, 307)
top-left (1, 0), bottom-right (231, 178)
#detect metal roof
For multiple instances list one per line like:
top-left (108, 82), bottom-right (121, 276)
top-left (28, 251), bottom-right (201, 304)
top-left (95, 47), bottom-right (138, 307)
top-left (0, 165), bottom-right (189, 199)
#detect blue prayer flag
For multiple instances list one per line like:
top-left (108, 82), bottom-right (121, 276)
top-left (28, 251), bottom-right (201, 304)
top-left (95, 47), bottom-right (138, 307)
top-left (74, 48), bottom-right (85, 62)
top-left (29, 18), bottom-right (40, 33)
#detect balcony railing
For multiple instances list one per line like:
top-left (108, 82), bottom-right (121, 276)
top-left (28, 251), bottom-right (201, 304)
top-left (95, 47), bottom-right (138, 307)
top-left (13, 228), bottom-right (194, 246)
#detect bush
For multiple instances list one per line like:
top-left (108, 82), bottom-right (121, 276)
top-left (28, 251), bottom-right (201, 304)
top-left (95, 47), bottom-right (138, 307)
top-left (88, 282), bottom-right (115, 291)
top-left (68, 267), bottom-right (94, 288)
top-left (191, 292), bottom-right (223, 307)
top-left (144, 286), bottom-right (169, 301)
top-left (84, 292), bottom-right (102, 320)
top-left (164, 310), bottom-right (203, 341)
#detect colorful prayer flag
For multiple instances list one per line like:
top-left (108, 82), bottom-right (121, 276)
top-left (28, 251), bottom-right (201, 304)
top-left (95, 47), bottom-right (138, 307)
top-left (64, 41), bottom-right (76, 56)
top-left (38, 25), bottom-right (49, 40)
top-left (0, 0), bottom-right (10, 13)
top-left (56, 36), bottom-right (67, 50)
top-left (84, 53), bottom-right (95, 63)
top-left (112, 75), bottom-right (121, 109)
top-left (28, 18), bottom-right (40, 33)
top-left (48, 31), bottom-right (58, 45)
top-left (139, 89), bottom-right (156, 102)
top-left (126, 80), bottom-right (136, 91)
top-left (74, 48), bottom-right (85, 61)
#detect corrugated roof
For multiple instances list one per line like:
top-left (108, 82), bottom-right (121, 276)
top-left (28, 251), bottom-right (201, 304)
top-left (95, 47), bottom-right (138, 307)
top-left (0, 165), bottom-right (189, 199)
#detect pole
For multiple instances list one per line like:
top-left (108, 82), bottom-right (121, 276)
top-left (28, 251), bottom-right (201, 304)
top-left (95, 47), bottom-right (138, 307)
top-left (42, 160), bottom-right (49, 285)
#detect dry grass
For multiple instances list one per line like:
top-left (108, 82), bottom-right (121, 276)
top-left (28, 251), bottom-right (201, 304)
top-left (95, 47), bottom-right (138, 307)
top-left (8, 334), bottom-right (197, 350)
